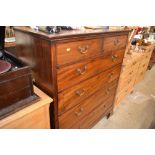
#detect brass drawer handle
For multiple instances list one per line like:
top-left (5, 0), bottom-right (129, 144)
top-left (108, 72), bottom-right (114, 78)
top-left (75, 108), bottom-right (84, 117)
top-left (112, 55), bottom-right (118, 62)
top-left (114, 38), bottom-right (120, 46)
top-left (66, 48), bottom-right (71, 52)
top-left (76, 65), bottom-right (87, 75)
top-left (132, 62), bottom-right (137, 65)
top-left (129, 71), bottom-right (133, 75)
top-left (105, 88), bottom-right (111, 95)
top-left (75, 89), bottom-right (85, 96)
top-left (78, 45), bottom-right (89, 54)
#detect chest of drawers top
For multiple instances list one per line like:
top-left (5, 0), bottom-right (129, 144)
top-left (14, 27), bottom-right (130, 40)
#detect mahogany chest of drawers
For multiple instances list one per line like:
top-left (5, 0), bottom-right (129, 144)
top-left (13, 27), bottom-right (129, 128)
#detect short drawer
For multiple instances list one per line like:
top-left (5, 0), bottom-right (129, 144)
top-left (58, 82), bottom-right (116, 129)
top-left (57, 49), bottom-right (125, 91)
top-left (104, 35), bottom-right (128, 52)
top-left (56, 38), bottom-right (103, 66)
top-left (58, 65), bottom-right (121, 115)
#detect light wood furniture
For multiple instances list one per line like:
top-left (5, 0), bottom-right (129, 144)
top-left (114, 45), bottom-right (155, 108)
top-left (13, 27), bottom-right (130, 128)
top-left (0, 86), bottom-right (53, 129)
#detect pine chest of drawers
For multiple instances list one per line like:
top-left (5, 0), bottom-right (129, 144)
top-left (13, 27), bottom-right (129, 128)
top-left (114, 44), bottom-right (154, 108)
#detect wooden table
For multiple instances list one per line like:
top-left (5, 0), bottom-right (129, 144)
top-left (0, 86), bottom-right (53, 129)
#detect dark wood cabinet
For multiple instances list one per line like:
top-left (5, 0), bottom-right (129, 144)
top-left (14, 27), bottom-right (130, 128)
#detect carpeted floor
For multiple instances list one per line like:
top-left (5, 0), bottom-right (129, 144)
top-left (93, 65), bottom-right (155, 129)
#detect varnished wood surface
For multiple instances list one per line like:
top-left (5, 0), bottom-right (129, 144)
top-left (114, 45), bottom-right (155, 108)
top-left (104, 35), bottom-right (128, 52)
top-left (14, 28), bottom-right (129, 128)
top-left (0, 86), bottom-right (53, 128)
top-left (56, 38), bottom-right (103, 66)
top-left (58, 65), bottom-right (121, 115)
top-left (15, 31), bottom-right (54, 96)
top-left (57, 49), bottom-right (124, 91)
top-left (14, 26), bottom-right (131, 40)
top-left (59, 80), bottom-right (117, 129)
top-left (0, 51), bottom-right (36, 117)
top-left (80, 100), bottom-right (113, 129)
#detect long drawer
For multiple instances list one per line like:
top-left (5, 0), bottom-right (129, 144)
top-left (58, 65), bottom-right (121, 115)
top-left (80, 98), bottom-right (113, 129)
top-left (118, 67), bottom-right (138, 91)
top-left (122, 58), bottom-right (139, 72)
top-left (59, 80), bottom-right (117, 129)
top-left (121, 61), bottom-right (139, 79)
top-left (56, 38), bottom-right (103, 66)
top-left (118, 76), bottom-right (133, 92)
top-left (57, 49), bottom-right (125, 91)
top-left (104, 35), bottom-right (128, 52)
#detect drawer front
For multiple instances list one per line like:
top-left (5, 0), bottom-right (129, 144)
top-left (120, 63), bottom-right (138, 81)
top-left (80, 98), bottom-right (113, 129)
top-left (139, 61), bottom-right (148, 71)
top-left (120, 66), bottom-right (134, 80)
top-left (58, 65), bottom-right (121, 115)
top-left (59, 81), bottom-right (117, 129)
top-left (104, 35), bottom-right (128, 52)
top-left (117, 72), bottom-right (135, 94)
top-left (143, 51), bottom-right (152, 59)
top-left (118, 76), bottom-right (133, 92)
top-left (57, 49), bottom-right (125, 91)
top-left (122, 59), bottom-right (139, 72)
top-left (141, 53), bottom-right (151, 64)
top-left (56, 38), bottom-right (103, 66)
